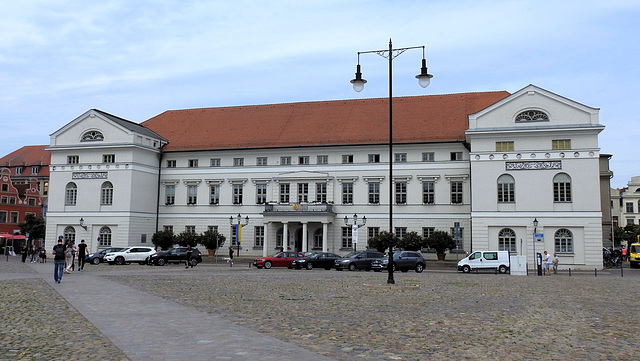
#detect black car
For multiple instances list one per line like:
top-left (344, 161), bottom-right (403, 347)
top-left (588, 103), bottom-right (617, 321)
top-left (334, 250), bottom-right (385, 271)
top-left (289, 252), bottom-right (342, 270)
top-left (148, 247), bottom-right (203, 266)
top-left (85, 247), bottom-right (125, 265)
top-left (371, 250), bottom-right (425, 273)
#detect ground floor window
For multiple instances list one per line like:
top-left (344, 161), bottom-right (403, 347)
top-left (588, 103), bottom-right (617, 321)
top-left (254, 226), bottom-right (264, 247)
top-left (313, 229), bottom-right (323, 249)
top-left (63, 226), bottom-right (76, 245)
top-left (341, 227), bottom-right (353, 248)
top-left (99, 227), bottom-right (112, 247)
top-left (554, 228), bottom-right (573, 253)
top-left (498, 228), bottom-right (516, 253)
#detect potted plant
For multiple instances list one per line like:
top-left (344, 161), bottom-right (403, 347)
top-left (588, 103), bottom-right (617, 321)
top-left (426, 231), bottom-right (456, 261)
top-left (200, 230), bottom-right (226, 256)
top-left (151, 230), bottom-right (175, 250)
top-left (397, 231), bottom-right (426, 251)
top-left (367, 231), bottom-right (399, 253)
top-left (176, 231), bottom-right (201, 248)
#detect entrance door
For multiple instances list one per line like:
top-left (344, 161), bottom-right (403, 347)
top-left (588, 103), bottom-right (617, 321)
top-left (295, 228), bottom-right (303, 252)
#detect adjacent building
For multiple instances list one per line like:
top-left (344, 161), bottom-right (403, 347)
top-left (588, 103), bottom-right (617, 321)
top-left (44, 84), bottom-right (607, 269)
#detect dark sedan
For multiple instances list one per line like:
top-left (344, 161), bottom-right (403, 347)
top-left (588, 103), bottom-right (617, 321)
top-left (289, 252), bottom-right (342, 270)
top-left (85, 248), bottom-right (125, 265)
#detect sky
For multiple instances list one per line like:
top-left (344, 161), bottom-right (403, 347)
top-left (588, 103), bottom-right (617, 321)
top-left (1, 0), bottom-right (638, 188)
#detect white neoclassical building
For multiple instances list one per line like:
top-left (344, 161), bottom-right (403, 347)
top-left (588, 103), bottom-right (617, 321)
top-left (45, 84), bottom-right (606, 269)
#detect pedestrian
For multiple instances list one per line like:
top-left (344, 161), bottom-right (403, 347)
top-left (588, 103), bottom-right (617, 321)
top-left (552, 253), bottom-right (559, 274)
top-left (21, 244), bottom-right (28, 263)
top-left (39, 247), bottom-right (47, 263)
top-left (76, 239), bottom-right (87, 271)
top-left (543, 250), bottom-right (551, 276)
top-left (71, 242), bottom-right (76, 271)
top-left (30, 245), bottom-right (38, 263)
top-left (228, 246), bottom-right (234, 267)
top-left (621, 247), bottom-right (627, 262)
top-left (185, 244), bottom-right (193, 269)
top-left (64, 243), bottom-right (74, 274)
top-left (52, 239), bottom-right (66, 283)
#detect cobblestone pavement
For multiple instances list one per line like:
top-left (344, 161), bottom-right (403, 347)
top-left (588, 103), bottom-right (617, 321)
top-left (1, 255), bottom-right (639, 360)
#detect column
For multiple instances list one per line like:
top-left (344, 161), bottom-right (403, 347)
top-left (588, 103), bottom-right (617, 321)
top-left (282, 221), bottom-right (289, 251)
top-left (263, 221), bottom-right (269, 257)
top-left (322, 222), bottom-right (329, 252)
top-left (302, 221), bottom-right (308, 253)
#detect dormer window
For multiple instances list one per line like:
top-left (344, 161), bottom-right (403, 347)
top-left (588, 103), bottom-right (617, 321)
top-left (515, 110), bottom-right (549, 123)
top-left (81, 130), bottom-right (104, 141)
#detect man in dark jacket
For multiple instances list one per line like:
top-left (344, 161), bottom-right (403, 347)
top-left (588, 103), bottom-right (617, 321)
top-left (52, 239), bottom-right (66, 283)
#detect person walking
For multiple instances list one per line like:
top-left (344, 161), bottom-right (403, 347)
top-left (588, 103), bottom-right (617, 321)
top-left (228, 246), bottom-right (234, 267)
top-left (76, 240), bottom-right (87, 271)
top-left (21, 244), bottom-right (28, 263)
top-left (543, 251), bottom-right (551, 276)
top-left (39, 247), bottom-right (46, 263)
top-left (185, 245), bottom-right (193, 269)
top-left (552, 253), bottom-right (559, 274)
top-left (64, 243), bottom-right (74, 274)
top-left (52, 239), bottom-right (66, 283)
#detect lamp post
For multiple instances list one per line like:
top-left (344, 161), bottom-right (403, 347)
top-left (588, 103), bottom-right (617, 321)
top-left (533, 218), bottom-right (542, 276)
top-left (229, 214), bottom-right (249, 258)
top-left (344, 213), bottom-right (366, 252)
top-left (351, 39), bottom-right (432, 284)
top-left (79, 218), bottom-right (87, 231)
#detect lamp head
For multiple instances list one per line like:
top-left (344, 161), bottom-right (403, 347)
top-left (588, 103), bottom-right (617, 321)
top-left (533, 218), bottom-right (539, 227)
top-left (350, 64), bottom-right (367, 92)
top-left (416, 58), bottom-right (433, 88)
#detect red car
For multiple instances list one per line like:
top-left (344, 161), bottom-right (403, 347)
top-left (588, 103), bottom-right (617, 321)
top-left (252, 252), bottom-right (304, 269)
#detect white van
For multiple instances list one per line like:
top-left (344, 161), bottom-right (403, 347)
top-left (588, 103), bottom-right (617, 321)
top-left (457, 251), bottom-right (510, 274)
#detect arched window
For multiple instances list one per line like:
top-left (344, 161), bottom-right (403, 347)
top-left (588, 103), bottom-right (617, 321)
top-left (313, 229), bottom-right (323, 249)
top-left (81, 130), bottom-right (104, 141)
top-left (553, 173), bottom-right (572, 202)
top-left (498, 228), bottom-right (516, 252)
top-left (63, 226), bottom-right (76, 244)
top-left (101, 182), bottom-right (113, 205)
top-left (554, 228), bottom-right (573, 253)
top-left (497, 174), bottom-right (515, 203)
top-left (99, 226), bottom-right (112, 247)
top-left (65, 182), bottom-right (77, 206)
top-left (515, 110), bottom-right (549, 122)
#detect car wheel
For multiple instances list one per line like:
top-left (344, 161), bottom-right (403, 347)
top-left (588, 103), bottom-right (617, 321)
top-left (498, 265), bottom-right (508, 274)
top-left (264, 261), bottom-right (272, 269)
top-left (415, 263), bottom-right (424, 273)
top-left (156, 258), bottom-right (166, 266)
top-left (115, 256), bottom-right (125, 265)
top-left (191, 259), bottom-right (198, 266)
top-left (462, 265), bottom-right (471, 273)
top-left (91, 258), bottom-right (100, 265)
top-left (348, 263), bottom-right (356, 271)
top-left (306, 263), bottom-right (313, 270)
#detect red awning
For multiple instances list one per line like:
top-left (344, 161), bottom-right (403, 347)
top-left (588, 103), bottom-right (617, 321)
top-left (0, 234), bottom-right (26, 240)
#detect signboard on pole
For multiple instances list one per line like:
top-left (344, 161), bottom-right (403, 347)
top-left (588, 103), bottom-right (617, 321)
top-left (534, 234), bottom-right (544, 243)
top-left (352, 225), bottom-right (359, 244)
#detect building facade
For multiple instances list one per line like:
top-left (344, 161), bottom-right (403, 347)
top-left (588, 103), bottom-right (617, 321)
top-left (44, 85), bottom-right (606, 269)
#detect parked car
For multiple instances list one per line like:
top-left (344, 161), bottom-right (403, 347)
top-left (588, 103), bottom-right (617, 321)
top-left (371, 250), bottom-right (425, 273)
top-left (85, 247), bottom-right (125, 265)
top-left (104, 246), bottom-right (157, 265)
top-left (457, 250), bottom-right (510, 273)
top-left (334, 250), bottom-right (384, 271)
top-left (289, 252), bottom-right (342, 270)
top-left (253, 252), bottom-right (304, 269)
top-left (148, 247), bottom-right (203, 266)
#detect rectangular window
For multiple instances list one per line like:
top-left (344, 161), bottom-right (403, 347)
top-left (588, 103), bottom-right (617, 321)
top-left (209, 184), bottom-right (219, 205)
top-left (341, 227), bottom-right (353, 249)
top-left (280, 156), bottom-right (291, 165)
top-left (28, 198), bottom-right (36, 206)
top-left (394, 153), bottom-right (407, 163)
top-left (422, 182), bottom-right (435, 204)
top-left (280, 183), bottom-right (290, 203)
top-left (554, 182), bottom-right (572, 202)
top-left (103, 154), bottom-right (116, 163)
top-left (163, 225), bottom-right (173, 233)
top-left (67, 155), bottom-right (79, 164)
top-left (626, 202), bottom-right (634, 213)
top-left (0, 196), bottom-right (6, 204)
top-left (422, 152), bottom-right (435, 162)
top-left (188, 159), bottom-right (199, 168)
top-left (451, 181), bottom-right (463, 204)
top-left (395, 182), bottom-right (407, 204)
top-left (9, 197), bottom-right (16, 205)
top-left (233, 158), bottom-right (244, 167)
top-left (210, 158), bottom-right (221, 167)
top-left (1, 184), bottom-right (7, 192)
top-left (0, 211), bottom-right (6, 223)
top-left (422, 227), bottom-right (435, 239)
top-left (232, 184), bottom-right (243, 204)
top-left (101, 185), bottom-right (113, 205)
top-left (342, 155), bottom-right (354, 164)
top-left (317, 155), bottom-right (328, 164)
top-left (627, 219), bottom-right (635, 225)
top-left (613, 216), bottom-right (619, 227)
top-left (256, 184), bottom-right (267, 204)
top-left (165, 185), bottom-right (175, 205)
top-left (10, 212), bottom-right (18, 223)
top-left (254, 226), bottom-right (265, 247)
top-left (31, 166), bottom-right (39, 175)
top-left (298, 156), bottom-right (309, 165)
top-left (394, 227), bottom-right (407, 239)
top-left (495, 142), bottom-right (514, 151)
top-left (342, 182), bottom-right (353, 204)
top-left (497, 182), bottom-right (515, 203)
top-left (298, 183), bottom-right (309, 203)
top-left (65, 186), bottom-right (77, 206)
top-left (187, 185), bottom-right (198, 205)
top-left (166, 160), bottom-right (176, 168)
top-left (316, 183), bottom-right (327, 203)
top-left (450, 152), bottom-right (463, 161)
top-left (207, 225), bottom-right (218, 232)
top-left (257, 157), bottom-right (267, 166)
top-left (368, 227), bottom-right (380, 239)
top-left (185, 226), bottom-right (196, 234)
top-left (368, 154), bottom-right (380, 163)
top-left (16, 167), bottom-right (23, 175)
top-left (552, 139), bottom-right (571, 150)
top-left (368, 182), bottom-right (380, 204)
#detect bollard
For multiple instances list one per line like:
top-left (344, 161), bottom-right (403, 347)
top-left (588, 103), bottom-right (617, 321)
top-left (621, 265), bottom-right (624, 278)
top-left (595, 268), bottom-right (597, 277)
top-left (569, 268), bottom-right (571, 276)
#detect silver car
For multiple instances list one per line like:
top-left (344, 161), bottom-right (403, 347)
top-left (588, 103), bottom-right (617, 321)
top-left (104, 246), bottom-right (156, 265)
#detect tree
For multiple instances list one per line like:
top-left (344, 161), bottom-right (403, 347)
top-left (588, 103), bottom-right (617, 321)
top-left (397, 231), bottom-right (426, 251)
top-left (176, 231), bottom-right (201, 247)
top-left (152, 230), bottom-right (175, 250)
top-left (200, 230), bottom-right (226, 250)
top-left (18, 213), bottom-right (46, 245)
top-left (426, 231), bottom-right (456, 255)
top-left (367, 231), bottom-right (399, 253)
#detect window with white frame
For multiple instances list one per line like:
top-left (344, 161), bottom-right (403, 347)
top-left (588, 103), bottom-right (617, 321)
top-left (554, 228), bottom-right (573, 253)
top-left (498, 228), bottom-right (516, 253)
top-left (316, 183), bottom-right (327, 203)
top-left (553, 173), bottom-right (572, 202)
top-left (163, 225), bottom-right (173, 233)
top-left (368, 182), bottom-right (380, 204)
top-left (626, 202), bottom-right (634, 213)
top-left (185, 225), bottom-right (196, 234)
top-left (342, 155), bottom-right (354, 164)
top-left (280, 183), bottom-right (290, 203)
top-left (497, 174), bottom-right (515, 203)
top-left (298, 156), bottom-right (309, 165)
top-left (187, 185), bottom-right (198, 204)
top-left (368, 154), bottom-right (380, 163)
top-left (0, 211), bottom-right (6, 223)
top-left (280, 156), bottom-right (291, 165)
top-left (313, 229), bottom-right (323, 249)
top-left (31, 166), bottom-right (39, 174)
top-left (167, 160), bottom-right (176, 168)
top-left (394, 227), bottom-right (407, 239)
top-left (422, 181), bottom-right (435, 204)
top-left (341, 227), bottom-right (353, 248)
top-left (342, 182), bottom-right (353, 204)
top-left (422, 152), bottom-right (435, 162)
top-left (165, 185), bottom-right (175, 205)
top-left (317, 155), bottom-right (328, 164)
top-left (450, 152), bottom-right (463, 161)
top-left (256, 184), bottom-right (267, 204)
top-left (101, 181), bottom-right (113, 205)
top-left (99, 226), bottom-right (112, 247)
top-left (64, 226), bottom-right (76, 244)
top-left (67, 155), bottom-right (79, 164)
top-left (254, 226), bottom-right (264, 247)
top-left (232, 184), bottom-right (243, 204)
top-left (233, 158), bottom-right (244, 167)
top-left (103, 154), bottom-right (116, 163)
top-left (209, 184), bottom-right (220, 205)
top-left (65, 183), bottom-right (77, 206)
top-left (298, 183), bottom-right (308, 203)
top-left (188, 159), bottom-right (198, 168)
top-left (395, 181), bottom-right (407, 204)
top-left (451, 181), bottom-right (463, 204)
top-left (368, 227), bottom-right (380, 239)
top-left (210, 158), bottom-right (221, 167)
top-left (10, 212), bottom-right (18, 223)
top-left (422, 227), bottom-right (434, 239)
top-left (394, 153), bottom-right (407, 163)
top-left (16, 167), bottom-right (23, 175)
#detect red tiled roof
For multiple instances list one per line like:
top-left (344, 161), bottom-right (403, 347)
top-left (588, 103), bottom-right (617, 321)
top-left (142, 91), bottom-right (510, 151)
top-left (0, 145), bottom-right (51, 177)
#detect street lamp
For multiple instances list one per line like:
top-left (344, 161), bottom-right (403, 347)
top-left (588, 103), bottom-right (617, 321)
top-left (79, 218), bottom-right (87, 231)
top-left (351, 39), bottom-right (432, 284)
top-left (229, 213), bottom-right (249, 258)
top-left (344, 213), bottom-right (366, 252)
